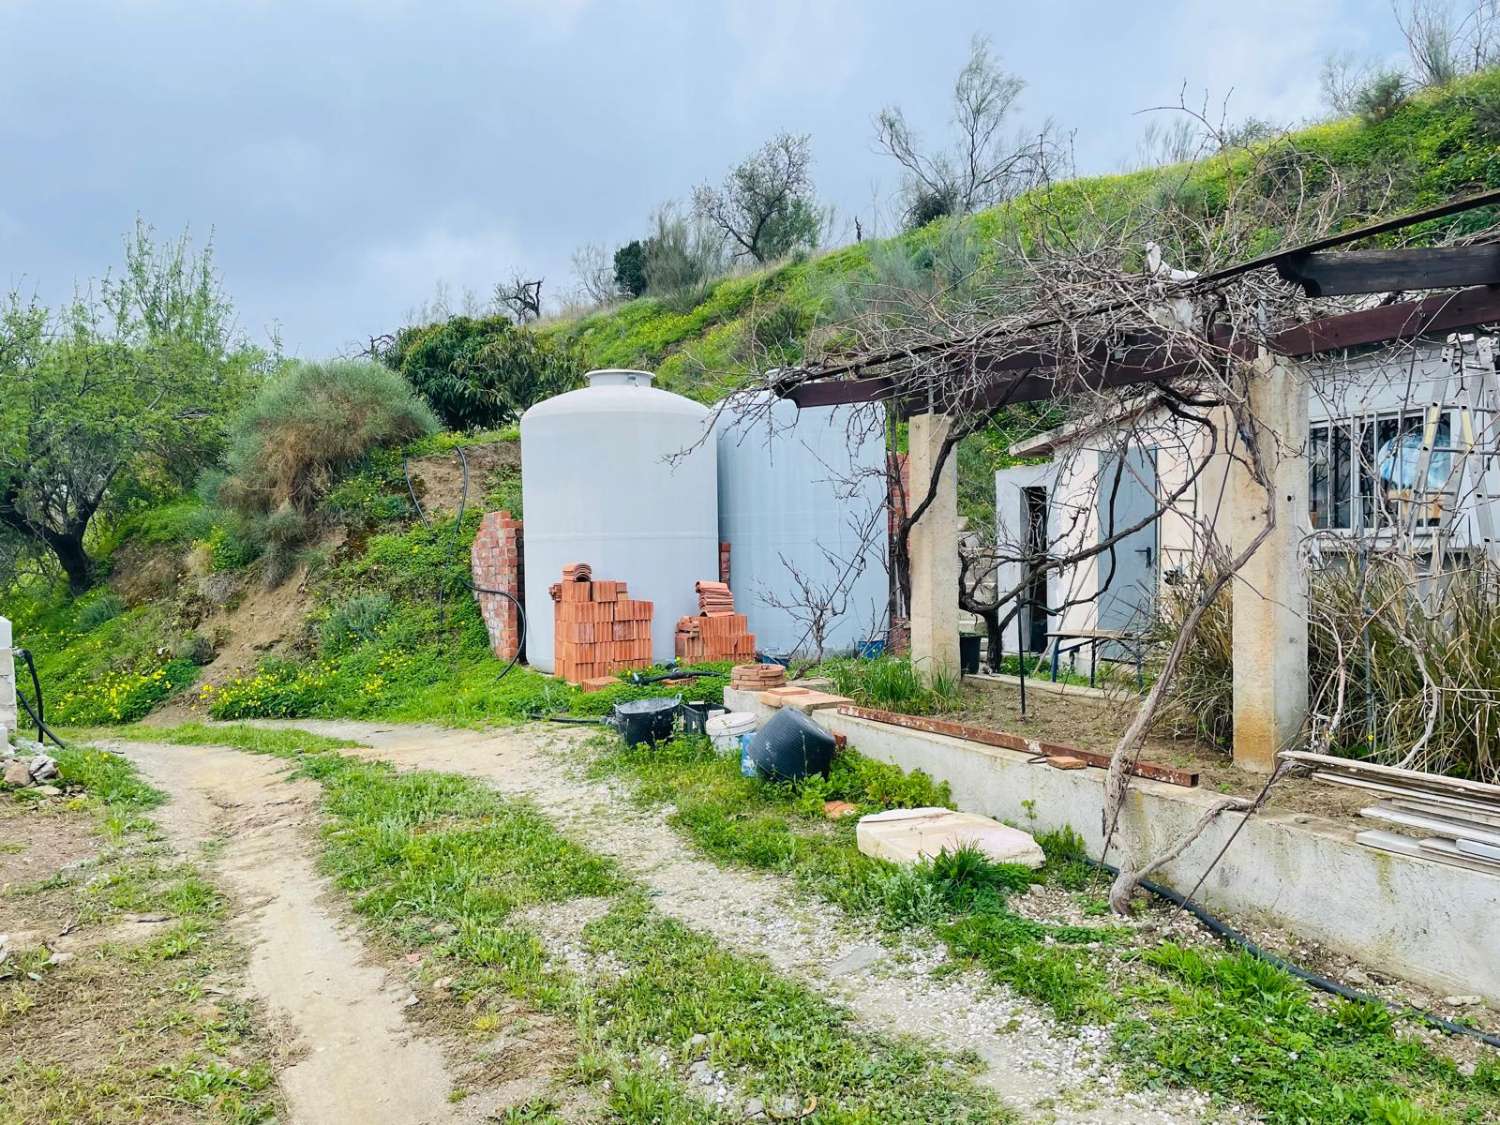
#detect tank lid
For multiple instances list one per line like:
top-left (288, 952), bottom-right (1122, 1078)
top-left (587, 369), bottom-right (654, 388)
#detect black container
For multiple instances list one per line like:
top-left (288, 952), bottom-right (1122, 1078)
top-left (744, 707), bottom-right (836, 781)
top-left (612, 696), bottom-right (680, 746)
top-left (679, 700), bottom-right (724, 736)
top-left (959, 634), bottom-right (981, 675)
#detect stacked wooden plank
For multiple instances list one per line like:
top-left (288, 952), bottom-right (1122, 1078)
top-left (730, 663), bottom-right (786, 691)
top-left (675, 580), bottom-right (756, 661)
top-left (550, 563), bottom-right (653, 684)
top-left (1281, 750), bottom-right (1500, 875)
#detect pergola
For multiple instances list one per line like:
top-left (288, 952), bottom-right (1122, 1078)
top-left (771, 187), bottom-right (1500, 772)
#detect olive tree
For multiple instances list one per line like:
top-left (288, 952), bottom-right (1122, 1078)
top-left (692, 133), bottom-right (822, 264)
top-left (0, 222), bottom-right (264, 592)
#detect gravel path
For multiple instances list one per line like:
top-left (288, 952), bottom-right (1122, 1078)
top-left (250, 719), bottom-right (1221, 1124)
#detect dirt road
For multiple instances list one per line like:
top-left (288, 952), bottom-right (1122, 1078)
top-left (109, 720), bottom-right (1215, 1124)
top-left (119, 741), bottom-right (480, 1125)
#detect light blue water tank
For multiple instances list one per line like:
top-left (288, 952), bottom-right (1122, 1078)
top-left (715, 393), bottom-right (889, 656)
top-left (521, 370), bottom-right (718, 672)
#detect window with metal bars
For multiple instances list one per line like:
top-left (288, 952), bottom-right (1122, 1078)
top-left (1310, 410), bottom-right (1454, 531)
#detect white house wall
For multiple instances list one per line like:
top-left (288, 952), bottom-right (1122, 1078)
top-left (995, 336), bottom-right (1499, 650)
top-left (995, 407), bottom-right (1232, 654)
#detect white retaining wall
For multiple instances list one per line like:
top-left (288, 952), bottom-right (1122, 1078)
top-left (725, 686), bottom-right (1500, 1005)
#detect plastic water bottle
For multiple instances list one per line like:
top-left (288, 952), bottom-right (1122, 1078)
top-left (739, 733), bottom-right (757, 778)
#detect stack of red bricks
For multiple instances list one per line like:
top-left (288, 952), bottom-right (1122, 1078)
top-left (675, 580), bottom-right (756, 661)
top-left (550, 563), bottom-right (654, 684)
top-left (718, 541), bottom-right (731, 584)
top-left (470, 511), bottom-right (524, 662)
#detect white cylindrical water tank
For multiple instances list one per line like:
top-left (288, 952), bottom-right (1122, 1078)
top-left (715, 392), bottom-right (889, 657)
top-left (521, 370), bottom-right (718, 672)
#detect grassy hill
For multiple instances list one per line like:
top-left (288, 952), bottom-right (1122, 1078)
top-left (542, 70), bottom-right (1500, 402)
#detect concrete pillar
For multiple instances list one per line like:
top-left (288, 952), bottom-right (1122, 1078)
top-left (1229, 354), bottom-right (1309, 772)
top-left (0, 616), bottom-right (14, 748)
top-left (907, 413), bottom-right (961, 681)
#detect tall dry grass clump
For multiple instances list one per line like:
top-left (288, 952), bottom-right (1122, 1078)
top-left (222, 359), bottom-right (438, 516)
top-left (1308, 556), bottom-right (1500, 783)
top-left (1154, 551), bottom-right (1500, 782)
top-left (1148, 557), bottom-right (1235, 751)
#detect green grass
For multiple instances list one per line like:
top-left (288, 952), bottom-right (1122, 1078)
top-left (109, 722), bottom-right (1011, 1121)
top-left (1, 739), bottom-right (279, 1123)
top-left (199, 506), bottom-right (729, 727)
top-left (81, 721), bottom-right (362, 756)
top-left (583, 732), bottom-right (1500, 1123)
top-left (8, 583), bottom-right (196, 726)
top-left (1118, 945), bottom-right (1500, 1124)
top-left (819, 655), bottom-right (963, 715)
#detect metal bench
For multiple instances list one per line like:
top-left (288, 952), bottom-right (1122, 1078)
top-left (1045, 628), bottom-right (1146, 690)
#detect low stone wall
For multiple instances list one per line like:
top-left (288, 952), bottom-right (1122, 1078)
top-left (724, 686), bottom-right (1500, 1006)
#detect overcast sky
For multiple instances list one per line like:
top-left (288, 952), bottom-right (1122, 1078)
top-left (1, 1), bottom-right (1408, 357)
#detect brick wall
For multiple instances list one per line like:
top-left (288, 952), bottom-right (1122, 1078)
top-left (471, 511), bottom-right (524, 662)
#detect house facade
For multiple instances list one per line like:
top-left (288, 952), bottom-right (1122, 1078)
top-left (993, 333), bottom-right (1500, 665)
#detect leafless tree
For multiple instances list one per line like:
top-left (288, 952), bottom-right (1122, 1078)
top-left (875, 34), bottom-right (1063, 225)
top-left (570, 243), bottom-right (618, 306)
top-left (1130, 118), bottom-right (1207, 171)
top-left (1399, 0), bottom-right (1466, 85)
top-left (761, 553), bottom-right (856, 666)
top-left (495, 275), bottom-right (543, 324)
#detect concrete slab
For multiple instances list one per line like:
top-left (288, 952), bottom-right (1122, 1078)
top-left (781, 691), bottom-right (853, 714)
top-left (856, 807), bottom-right (1046, 869)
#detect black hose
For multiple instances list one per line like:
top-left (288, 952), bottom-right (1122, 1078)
top-left (13, 648), bottom-right (65, 748)
top-left (628, 666), bottom-right (718, 686)
top-left (403, 447), bottom-right (525, 682)
top-left (1085, 855), bottom-right (1500, 1049)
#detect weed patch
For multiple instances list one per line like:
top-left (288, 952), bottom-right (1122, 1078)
top-left (583, 731), bottom-right (1500, 1123)
top-left (0, 743), bottom-right (280, 1124)
top-left (820, 655), bottom-right (963, 715)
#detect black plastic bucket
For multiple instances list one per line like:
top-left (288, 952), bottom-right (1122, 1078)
top-left (612, 696), bottom-right (680, 746)
top-left (960, 634), bottom-right (981, 675)
top-left (679, 700), bottom-right (725, 736)
top-left (744, 707), bottom-right (835, 781)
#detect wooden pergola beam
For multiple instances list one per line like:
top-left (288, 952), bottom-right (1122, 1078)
top-left (1275, 245), bottom-right (1500, 298)
top-left (780, 284), bottom-right (1500, 414)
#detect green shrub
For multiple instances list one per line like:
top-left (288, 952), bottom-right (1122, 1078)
top-left (256, 506), bottom-right (313, 588)
top-left (76, 592), bottom-right (125, 631)
top-left (613, 240), bottom-right (648, 297)
top-left (193, 523), bottom-right (257, 572)
top-left (221, 359), bottom-right (438, 516)
top-left (387, 316), bottom-right (579, 431)
top-left (170, 634), bottom-right (216, 665)
top-left (320, 594), bottom-right (393, 654)
top-left (1354, 70), bottom-right (1409, 123)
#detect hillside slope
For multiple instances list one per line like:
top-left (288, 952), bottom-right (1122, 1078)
top-left (542, 71), bottom-right (1500, 402)
top-left (11, 75), bottom-right (1500, 738)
